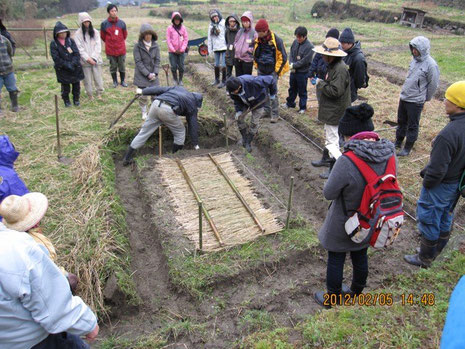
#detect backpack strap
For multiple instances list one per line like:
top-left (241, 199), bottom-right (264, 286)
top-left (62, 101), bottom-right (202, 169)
top-left (344, 151), bottom-right (378, 183)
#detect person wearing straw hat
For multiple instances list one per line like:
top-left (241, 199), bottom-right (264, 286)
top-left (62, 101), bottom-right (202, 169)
top-left (310, 37), bottom-right (351, 179)
top-left (0, 193), bottom-right (99, 348)
top-left (404, 81), bottom-right (465, 268)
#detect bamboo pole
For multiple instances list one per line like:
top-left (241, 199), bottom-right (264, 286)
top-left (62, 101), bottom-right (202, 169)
top-left (285, 176), bottom-right (294, 230)
top-left (198, 201), bottom-right (203, 252)
top-left (158, 126), bottom-right (163, 157)
top-left (43, 27), bottom-right (48, 60)
top-left (208, 153), bottom-right (265, 233)
top-left (223, 113), bottom-right (228, 149)
top-left (55, 95), bottom-right (61, 158)
top-left (176, 159), bottom-right (224, 246)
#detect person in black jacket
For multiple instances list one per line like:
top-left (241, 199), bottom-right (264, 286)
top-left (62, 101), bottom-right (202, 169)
top-left (50, 22), bottom-right (84, 107)
top-left (123, 86), bottom-right (203, 165)
top-left (308, 28), bottom-right (339, 83)
top-left (339, 28), bottom-right (367, 103)
top-left (282, 26), bottom-right (314, 114)
top-left (404, 81), bottom-right (465, 268)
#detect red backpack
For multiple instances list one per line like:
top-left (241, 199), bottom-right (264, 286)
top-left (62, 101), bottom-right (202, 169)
top-left (342, 151), bottom-right (404, 249)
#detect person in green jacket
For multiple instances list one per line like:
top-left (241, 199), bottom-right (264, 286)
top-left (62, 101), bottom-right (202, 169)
top-left (311, 37), bottom-right (351, 179)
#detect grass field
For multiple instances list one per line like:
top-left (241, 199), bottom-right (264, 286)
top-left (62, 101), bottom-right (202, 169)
top-left (1, 2), bottom-right (464, 348)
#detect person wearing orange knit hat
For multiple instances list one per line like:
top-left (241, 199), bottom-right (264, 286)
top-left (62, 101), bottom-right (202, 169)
top-left (404, 81), bottom-right (465, 268)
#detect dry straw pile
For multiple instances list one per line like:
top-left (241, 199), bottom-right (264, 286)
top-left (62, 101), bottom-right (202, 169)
top-left (158, 152), bottom-right (283, 252)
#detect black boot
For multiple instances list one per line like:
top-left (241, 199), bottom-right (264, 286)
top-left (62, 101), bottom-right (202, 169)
top-left (239, 128), bottom-right (248, 149)
top-left (172, 71), bottom-right (178, 86)
top-left (9, 91), bottom-right (19, 112)
top-left (435, 231), bottom-right (451, 257)
top-left (319, 158), bottom-right (336, 179)
top-left (394, 137), bottom-right (404, 149)
top-left (73, 94), bottom-right (80, 107)
top-left (178, 71), bottom-right (184, 86)
top-left (245, 132), bottom-right (254, 153)
top-left (404, 236), bottom-right (437, 268)
top-left (122, 146), bottom-right (135, 166)
top-left (314, 291), bottom-right (332, 309)
top-left (311, 149), bottom-right (331, 167)
top-left (120, 72), bottom-right (128, 87)
top-left (62, 95), bottom-right (71, 108)
top-left (111, 72), bottom-right (118, 88)
top-left (397, 141), bottom-right (414, 157)
top-left (211, 67), bottom-right (220, 86)
top-left (217, 67), bottom-right (227, 88)
top-left (172, 143), bottom-right (183, 153)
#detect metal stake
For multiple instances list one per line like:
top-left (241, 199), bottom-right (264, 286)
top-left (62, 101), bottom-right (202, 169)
top-left (43, 27), bottom-right (48, 60)
top-left (55, 95), bottom-right (61, 158)
top-left (223, 113), bottom-right (229, 149)
top-left (285, 176), bottom-right (294, 230)
top-left (199, 201), bottom-right (203, 252)
top-left (158, 126), bottom-right (163, 157)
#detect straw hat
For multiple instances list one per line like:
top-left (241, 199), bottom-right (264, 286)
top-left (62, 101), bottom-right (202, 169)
top-left (313, 37), bottom-right (347, 57)
top-left (0, 193), bottom-right (48, 232)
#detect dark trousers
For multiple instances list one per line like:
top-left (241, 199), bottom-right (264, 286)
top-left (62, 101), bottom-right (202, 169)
top-left (61, 82), bottom-right (80, 102)
top-left (168, 52), bottom-right (185, 74)
top-left (326, 248), bottom-right (368, 293)
top-left (32, 332), bottom-right (89, 349)
top-left (286, 72), bottom-right (308, 110)
top-left (234, 59), bottom-right (253, 76)
top-left (396, 99), bottom-right (424, 143)
top-left (226, 64), bottom-right (234, 79)
top-left (186, 114), bottom-right (199, 146)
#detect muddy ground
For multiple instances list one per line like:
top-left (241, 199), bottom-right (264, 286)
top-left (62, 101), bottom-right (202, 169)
top-left (94, 60), bottom-right (458, 348)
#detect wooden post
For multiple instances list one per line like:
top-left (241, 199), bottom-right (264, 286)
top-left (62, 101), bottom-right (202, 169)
top-left (198, 201), bottom-right (203, 252)
top-left (55, 95), bottom-right (62, 159)
top-left (223, 113), bottom-right (229, 149)
top-left (43, 28), bottom-right (48, 60)
top-left (158, 126), bottom-right (162, 157)
top-left (285, 176), bottom-right (294, 230)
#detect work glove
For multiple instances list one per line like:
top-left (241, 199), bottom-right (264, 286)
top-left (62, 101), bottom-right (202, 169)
top-left (289, 63), bottom-right (294, 69)
top-left (269, 94), bottom-right (276, 100)
top-left (311, 77), bottom-right (317, 85)
top-left (235, 111), bottom-right (243, 120)
top-left (136, 88), bottom-right (143, 95)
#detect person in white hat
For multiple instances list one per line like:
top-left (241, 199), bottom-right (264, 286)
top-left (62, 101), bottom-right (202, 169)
top-left (311, 37), bottom-right (351, 179)
top-left (0, 193), bottom-right (99, 348)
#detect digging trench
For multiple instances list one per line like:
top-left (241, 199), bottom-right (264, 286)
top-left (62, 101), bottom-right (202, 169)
top-left (99, 63), bottom-right (459, 347)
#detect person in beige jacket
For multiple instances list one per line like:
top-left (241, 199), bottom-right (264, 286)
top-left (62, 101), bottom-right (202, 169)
top-left (74, 12), bottom-right (104, 99)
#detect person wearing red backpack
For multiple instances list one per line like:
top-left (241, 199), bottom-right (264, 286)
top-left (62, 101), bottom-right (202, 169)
top-left (404, 81), bottom-right (465, 268)
top-left (315, 103), bottom-right (397, 308)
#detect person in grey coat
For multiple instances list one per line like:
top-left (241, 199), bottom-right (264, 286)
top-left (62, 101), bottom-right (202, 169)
top-left (314, 105), bottom-right (396, 308)
top-left (133, 23), bottom-right (160, 120)
top-left (395, 36), bottom-right (439, 156)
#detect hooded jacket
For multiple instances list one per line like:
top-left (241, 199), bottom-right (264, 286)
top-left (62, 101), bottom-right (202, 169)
top-left (227, 75), bottom-right (277, 112)
top-left (233, 11), bottom-right (256, 63)
top-left (316, 59), bottom-right (351, 125)
top-left (208, 9), bottom-right (227, 53)
top-left (343, 41), bottom-right (367, 102)
top-left (289, 38), bottom-right (314, 74)
top-left (318, 138), bottom-right (396, 252)
top-left (0, 135), bottom-right (28, 206)
top-left (74, 12), bottom-right (103, 67)
top-left (166, 12), bottom-right (188, 54)
top-left (133, 23), bottom-right (160, 88)
top-left (50, 22), bottom-right (84, 84)
top-left (225, 14), bottom-right (240, 66)
top-left (400, 36), bottom-right (440, 104)
top-left (100, 15), bottom-right (127, 56)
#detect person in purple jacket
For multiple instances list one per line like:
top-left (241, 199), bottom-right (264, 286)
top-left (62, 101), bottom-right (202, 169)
top-left (233, 11), bottom-right (257, 76)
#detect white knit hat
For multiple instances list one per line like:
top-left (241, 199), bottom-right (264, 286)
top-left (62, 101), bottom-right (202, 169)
top-left (0, 193), bottom-right (48, 232)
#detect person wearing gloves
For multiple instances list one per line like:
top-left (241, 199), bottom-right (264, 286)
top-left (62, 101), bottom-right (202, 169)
top-left (166, 12), bottom-right (188, 86)
top-left (225, 75), bottom-right (276, 152)
top-left (122, 86), bottom-right (203, 165)
top-left (283, 26), bottom-right (314, 114)
top-left (207, 9), bottom-right (227, 87)
top-left (0, 195), bottom-right (99, 348)
top-left (339, 27), bottom-right (368, 103)
top-left (74, 12), bottom-right (104, 100)
top-left (101, 4), bottom-right (128, 88)
top-left (308, 28), bottom-right (339, 85)
top-left (224, 14), bottom-right (240, 83)
top-left (133, 23), bottom-right (160, 121)
top-left (233, 11), bottom-right (256, 77)
top-left (395, 36), bottom-right (439, 156)
top-left (50, 21), bottom-right (84, 107)
top-left (253, 18), bottom-right (289, 123)
top-left (404, 81), bottom-right (465, 268)
top-left (311, 37), bottom-right (351, 179)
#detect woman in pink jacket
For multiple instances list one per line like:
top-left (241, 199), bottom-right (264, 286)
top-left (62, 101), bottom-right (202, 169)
top-left (166, 12), bottom-right (188, 86)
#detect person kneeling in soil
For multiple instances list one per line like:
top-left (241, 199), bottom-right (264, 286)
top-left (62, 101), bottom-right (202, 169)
top-left (123, 86), bottom-right (203, 165)
top-left (315, 106), bottom-right (396, 308)
top-left (225, 75), bottom-right (276, 152)
top-left (404, 81), bottom-right (465, 268)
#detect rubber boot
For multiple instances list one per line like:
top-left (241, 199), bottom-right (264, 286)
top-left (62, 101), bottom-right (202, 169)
top-left (172, 143), bottom-right (183, 153)
top-left (416, 231), bottom-right (451, 258)
top-left (319, 158), bottom-right (335, 179)
top-left (111, 72), bottom-right (118, 88)
top-left (73, 93), bottom-right (80, 107)
top-left (245, 132), bottom-right (254, 153)
top-left (239, 128), bottom-right (248, 149)
top-left (9, 91), bottom-right (19, 112)
top-left (178, 71), bottom-right (184, 86)
top-left (315, 286), bottom-right (342, 309)
top-left (211, 66), bottom-right (220, 86)
top-left (394, 137), bottom-right (404, 149)
top-left (217, 67), bottom-right (227, 88)
top-left (312, 149), bottom-right (331, 167)
top-left (404, 236), bottom-right (437, 268)
top-left (172, 71), bottom-right (178, 86)
top-left (122, 146), bottom-right (135, 166)
top-left (62, 95), bottom-right (71, 108)
top-left (397, 141), bottom-right (414, 157)
top-left (120, 72), bottom-right (128, 87)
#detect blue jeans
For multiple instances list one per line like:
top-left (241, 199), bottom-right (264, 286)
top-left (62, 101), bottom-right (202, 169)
top-left (286, 72), bottom-right (308, 110)
top-left (0, 72), bottom-right (18, 92)
top-left (214, 51), bottom-right (226, 67)
top-left (32, 332), bottom-right (89, 349)
top-left (417, 182), bottom-right (460, 241)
